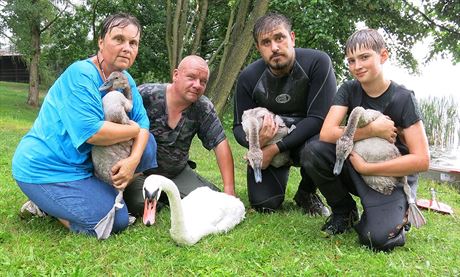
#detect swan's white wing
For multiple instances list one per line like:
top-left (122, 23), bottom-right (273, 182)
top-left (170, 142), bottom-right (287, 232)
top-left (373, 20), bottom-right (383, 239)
top-left (183, 187), bottom-right (245, 233)
top-left (213, 195), bottom-right (245, 232)
top-left (183, 188), bottom-right (224, 223)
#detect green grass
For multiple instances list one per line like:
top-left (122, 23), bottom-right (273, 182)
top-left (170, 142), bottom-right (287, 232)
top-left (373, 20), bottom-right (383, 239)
top-left (1, 81), bottom-right (459, 276)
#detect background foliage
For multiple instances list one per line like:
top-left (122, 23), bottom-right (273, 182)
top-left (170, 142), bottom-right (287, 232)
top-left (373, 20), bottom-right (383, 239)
top-left (1, 0), bottom-right (459, 111)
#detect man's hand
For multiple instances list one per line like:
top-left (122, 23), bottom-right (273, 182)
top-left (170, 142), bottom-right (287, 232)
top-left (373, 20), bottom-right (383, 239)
top-left (261, 144), bottom-right (280, 169)
top-left (258, 114), bottom-right (279, 147)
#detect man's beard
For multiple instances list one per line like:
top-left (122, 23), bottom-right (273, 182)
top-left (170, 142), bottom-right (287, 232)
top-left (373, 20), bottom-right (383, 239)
top-left (268, 59), bottom-right (290, 72)
top-left (270, 58), bottom-right (289, 69)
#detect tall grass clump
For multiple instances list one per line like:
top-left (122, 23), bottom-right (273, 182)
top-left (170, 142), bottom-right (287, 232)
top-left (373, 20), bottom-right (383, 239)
top-left (419, 95), bottom-right (460, 148)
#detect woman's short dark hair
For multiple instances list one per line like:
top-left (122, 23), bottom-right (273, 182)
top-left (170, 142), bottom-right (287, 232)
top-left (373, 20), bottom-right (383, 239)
top-left (253, 13), bottom-right (292, 44)
top-left (99, 13), bottom-right (141, 39)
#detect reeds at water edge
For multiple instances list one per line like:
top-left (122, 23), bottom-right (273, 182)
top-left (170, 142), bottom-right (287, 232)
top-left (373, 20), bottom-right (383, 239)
top-left (419, 95), bottom-right (460, 149)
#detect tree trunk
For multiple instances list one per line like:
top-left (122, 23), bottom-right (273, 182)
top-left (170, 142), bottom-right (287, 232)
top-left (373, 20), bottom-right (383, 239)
top-left (27, 18), bottom-right (41, 107)
top-left (177, 0), bottom-right (189, 62)
top-left (206, 0), bottom-right (269, 115)
top-left (165, 0), bottom-right (174, 77)
top-left (190, 0), bottom-right (208, 54)
top-left (166, 0), bottom-right (189, 78)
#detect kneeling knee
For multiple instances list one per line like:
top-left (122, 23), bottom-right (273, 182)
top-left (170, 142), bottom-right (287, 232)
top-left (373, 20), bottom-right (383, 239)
top-left (77, 209), bottom-right (129, 237)
top-left (251, 197), bottom-right (283, 213)
top-left (356, 229), bottom-right (406, 252)
top-left (301, 141), bottom-right (328, 168)
top-left (111, 208), bottom-right (130, 234)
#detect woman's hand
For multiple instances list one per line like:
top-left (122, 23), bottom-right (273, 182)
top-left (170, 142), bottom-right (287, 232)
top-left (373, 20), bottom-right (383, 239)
top-left (111, 156), bottom-right (139, 190)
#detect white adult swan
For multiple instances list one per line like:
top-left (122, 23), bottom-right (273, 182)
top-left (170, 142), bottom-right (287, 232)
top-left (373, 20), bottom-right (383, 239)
top-left (142, 174), bottom-right (246, 246)
top-left (334, 106), bottom-right (426, 228)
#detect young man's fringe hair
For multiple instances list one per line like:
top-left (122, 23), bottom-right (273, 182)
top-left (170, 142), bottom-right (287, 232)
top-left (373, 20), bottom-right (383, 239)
top-left (345, 29), bottom-right (386, 55)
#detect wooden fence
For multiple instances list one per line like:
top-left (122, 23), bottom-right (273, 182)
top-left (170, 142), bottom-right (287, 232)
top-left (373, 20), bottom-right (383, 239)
top-left (0, 54), bottom-right (29, 83)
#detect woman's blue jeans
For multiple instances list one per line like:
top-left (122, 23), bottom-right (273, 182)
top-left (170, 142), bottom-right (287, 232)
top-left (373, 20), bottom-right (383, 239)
top-left (16, 133), bottom-right (157, 236)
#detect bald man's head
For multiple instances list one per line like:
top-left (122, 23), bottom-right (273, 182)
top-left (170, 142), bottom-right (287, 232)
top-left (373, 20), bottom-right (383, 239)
top-left (171, 55), bottom-right (209, 105)
top-left (177, 55), bottom-right (209, 78)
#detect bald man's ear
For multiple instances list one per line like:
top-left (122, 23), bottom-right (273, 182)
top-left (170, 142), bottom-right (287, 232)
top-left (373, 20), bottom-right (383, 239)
top-left (172, 68), bottom-right (179, 82)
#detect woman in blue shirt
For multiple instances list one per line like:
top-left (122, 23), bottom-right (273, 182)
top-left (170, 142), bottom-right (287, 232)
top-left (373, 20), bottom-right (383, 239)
top-left (12, 13), bottom-right (157, 237)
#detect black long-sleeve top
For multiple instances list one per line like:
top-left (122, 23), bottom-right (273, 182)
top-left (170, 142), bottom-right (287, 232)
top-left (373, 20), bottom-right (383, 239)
top-left (233, 48), bottom-right (337, 152)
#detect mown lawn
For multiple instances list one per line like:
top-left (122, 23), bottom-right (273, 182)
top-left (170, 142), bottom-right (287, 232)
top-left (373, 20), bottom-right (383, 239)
top-left (0, 81), bottom-right (459, 276)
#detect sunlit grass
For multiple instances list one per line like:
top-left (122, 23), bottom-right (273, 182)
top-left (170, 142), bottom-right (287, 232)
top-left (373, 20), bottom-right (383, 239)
top-left (1, 82), bottom-right (459, 275)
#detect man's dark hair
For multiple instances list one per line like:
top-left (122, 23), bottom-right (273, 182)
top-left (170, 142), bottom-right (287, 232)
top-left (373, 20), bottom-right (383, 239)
top-left (252, 13), bottom-right (292, 44)
top-left (99, 13), bottom-right (141, 40)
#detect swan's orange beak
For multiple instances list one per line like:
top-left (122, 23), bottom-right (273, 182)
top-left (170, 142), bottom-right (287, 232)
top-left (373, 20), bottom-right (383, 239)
top-left (143, 188), bottom-right (159, 226)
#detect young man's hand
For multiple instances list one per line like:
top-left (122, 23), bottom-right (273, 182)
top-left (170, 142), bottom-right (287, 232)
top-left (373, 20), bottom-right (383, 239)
top-left (369, 116), bottom-right (397, 143)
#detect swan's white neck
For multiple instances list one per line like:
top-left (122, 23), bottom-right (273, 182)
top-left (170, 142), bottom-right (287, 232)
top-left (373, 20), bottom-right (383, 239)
top-left (158, 179), bottom-right (187, 235)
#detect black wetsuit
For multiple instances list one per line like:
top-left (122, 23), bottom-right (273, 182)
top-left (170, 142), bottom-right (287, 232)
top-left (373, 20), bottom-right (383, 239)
top-left (233, 48), bottom-right (337, 211)
top-left (303, 80), bottom-right (422, 251)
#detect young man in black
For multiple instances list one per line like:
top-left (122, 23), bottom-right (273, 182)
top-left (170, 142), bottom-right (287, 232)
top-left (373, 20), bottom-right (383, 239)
top-left (303, 29), bottom-right (429, 251)
top-left (233, 13), bottom-right (336, 215)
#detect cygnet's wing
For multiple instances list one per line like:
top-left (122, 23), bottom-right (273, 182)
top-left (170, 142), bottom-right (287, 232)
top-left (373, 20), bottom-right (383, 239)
top-left (269, 114), bottom-right (290, 144)
top-left (362, 175), bottom-right (397, 195)
top-left (354, 137), bottom-right (400, 194)
top-left (354, 137), bottom-right (400, 163)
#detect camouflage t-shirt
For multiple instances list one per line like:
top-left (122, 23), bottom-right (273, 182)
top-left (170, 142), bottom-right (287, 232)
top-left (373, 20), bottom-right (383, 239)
top-left (139, 83), bottom-right (226, 178)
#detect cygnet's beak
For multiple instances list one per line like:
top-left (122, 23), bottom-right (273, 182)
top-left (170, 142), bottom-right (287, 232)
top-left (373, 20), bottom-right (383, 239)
top-left (143, 187), bottom-right (159, 226)
top-left (99, 79), bottom-right (114, 91)
top-left (253, 166), bottom-right (262, 183)
top-left (333, 158), bottom-right (345, 176)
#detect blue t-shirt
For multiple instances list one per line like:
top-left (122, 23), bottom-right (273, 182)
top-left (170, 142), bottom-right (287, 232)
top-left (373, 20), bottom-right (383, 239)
top-left (12, 59), bottom-right (149, 183)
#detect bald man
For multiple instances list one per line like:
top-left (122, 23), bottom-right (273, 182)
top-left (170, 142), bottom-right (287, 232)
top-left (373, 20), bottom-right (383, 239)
top-left (124, 55), bottom-right (236, 216)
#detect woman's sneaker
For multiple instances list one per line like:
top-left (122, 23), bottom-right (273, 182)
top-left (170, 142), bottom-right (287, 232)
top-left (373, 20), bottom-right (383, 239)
top-left (128, 215), bottom-right (136, 226)
top-left (20, 200), bottom-right (47, 218)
